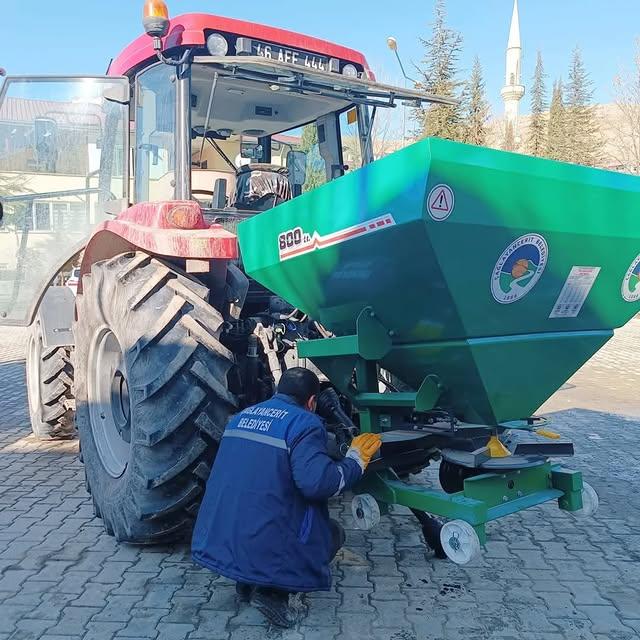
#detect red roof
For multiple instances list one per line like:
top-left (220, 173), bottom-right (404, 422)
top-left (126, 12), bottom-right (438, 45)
top-left (0, 97), bottom-right (103, 126)
top-left (109, 13), bottom-right (371, 78)
top-left (273, 133), bottom-right (301, 145)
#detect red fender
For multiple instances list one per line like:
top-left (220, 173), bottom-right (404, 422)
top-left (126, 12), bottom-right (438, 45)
top-left (79, 201), bottom-right (238, 292)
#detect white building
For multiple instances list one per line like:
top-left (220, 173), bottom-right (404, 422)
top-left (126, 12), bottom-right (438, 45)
top-left (500, 0), bottom-right (525, 139)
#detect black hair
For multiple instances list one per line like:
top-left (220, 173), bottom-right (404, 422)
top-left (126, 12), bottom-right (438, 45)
top-left (277, 367), bottom-right (320, 406)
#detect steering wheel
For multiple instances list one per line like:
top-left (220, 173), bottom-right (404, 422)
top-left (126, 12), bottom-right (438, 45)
top-left (192, 189), bottom-right (215, 198)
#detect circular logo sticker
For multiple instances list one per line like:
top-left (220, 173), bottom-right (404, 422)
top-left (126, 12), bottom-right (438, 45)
top-left (427, 184), bottom-right (455, 221)
top-left (621, 253), bottom-right (640, 303)
top-left (491, 234), bottom-right (548, 304)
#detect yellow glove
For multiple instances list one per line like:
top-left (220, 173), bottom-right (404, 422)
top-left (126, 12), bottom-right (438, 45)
top-left (345, 433), bottom-right (382, 472)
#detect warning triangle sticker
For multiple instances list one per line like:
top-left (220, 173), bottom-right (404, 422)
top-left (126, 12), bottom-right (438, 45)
top-left (427, 184), bottom-right (455, 221)
top-left (430, 189), bottom-right (450, 212)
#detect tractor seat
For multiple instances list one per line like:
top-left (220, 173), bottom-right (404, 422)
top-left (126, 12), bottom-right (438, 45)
top-left (233, 164), bottom-right (292, 212)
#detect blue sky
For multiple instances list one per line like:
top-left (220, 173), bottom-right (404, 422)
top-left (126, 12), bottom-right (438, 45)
top-left (0, 1), bottom-right (638, 115)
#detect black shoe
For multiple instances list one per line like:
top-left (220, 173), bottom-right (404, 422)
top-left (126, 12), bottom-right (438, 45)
top-left (235, 582), bottom-right (254, 603)
top-left (252, 588), bottom-right (298, 628)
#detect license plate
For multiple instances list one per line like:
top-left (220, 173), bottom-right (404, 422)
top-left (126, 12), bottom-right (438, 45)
top-left (252, 40), bottom-right (331, 72)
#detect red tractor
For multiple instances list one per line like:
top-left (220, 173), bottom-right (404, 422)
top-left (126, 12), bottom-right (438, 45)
top-left (0, 3), bottom-right (443, 543)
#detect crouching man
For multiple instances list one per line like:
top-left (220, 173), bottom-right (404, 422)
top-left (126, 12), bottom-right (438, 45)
top-left (192, 367), bottom-right (381, 628)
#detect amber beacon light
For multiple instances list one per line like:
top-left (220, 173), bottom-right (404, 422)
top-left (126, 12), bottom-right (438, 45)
top-left (143, 0), bottom-right (170, 39)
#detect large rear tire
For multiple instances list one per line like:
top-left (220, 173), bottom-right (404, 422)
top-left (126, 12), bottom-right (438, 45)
top-left (74, 252), bottom-right (237, 543)
top-left (26, 322), bottom-right (75, 440)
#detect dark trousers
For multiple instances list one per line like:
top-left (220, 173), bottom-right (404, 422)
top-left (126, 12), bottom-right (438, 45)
top-left (329, 518), bottom-right (346, 561)
top-left (248, 518), bottom-right (346, 599)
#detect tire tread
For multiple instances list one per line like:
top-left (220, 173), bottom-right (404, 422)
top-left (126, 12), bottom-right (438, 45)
top-left (27, 331), bottom-right (75, 440)
top-left (76, 252), bottom-right (236, 544)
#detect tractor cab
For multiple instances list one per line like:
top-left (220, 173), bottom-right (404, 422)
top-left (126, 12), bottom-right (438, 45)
top-left (132, 42), bottom-right (449, 216)
top-left (134, 54), bottom-right (373, 210)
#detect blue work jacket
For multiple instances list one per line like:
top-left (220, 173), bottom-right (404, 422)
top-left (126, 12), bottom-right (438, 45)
top-left (191, 393), bottom-right (362, 592)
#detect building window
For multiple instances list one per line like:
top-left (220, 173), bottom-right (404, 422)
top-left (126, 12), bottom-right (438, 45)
top-left (23, 200), bottom-right (87, 232)
top-left (33, 202), bottom-right (52, 231)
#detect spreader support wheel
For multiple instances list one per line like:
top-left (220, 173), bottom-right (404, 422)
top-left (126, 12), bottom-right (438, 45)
top-left (572, 481), bottom-right (599, 518)
top-left (351, 494), bottom-right (381, 530)
top-left (439, 520), bottom-right (481, 565)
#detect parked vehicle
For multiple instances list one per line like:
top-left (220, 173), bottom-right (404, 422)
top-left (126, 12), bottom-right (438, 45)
top-left (0, 1), bottom-right (636, 562)
top-left (66, 267), bottom-right (81, 295)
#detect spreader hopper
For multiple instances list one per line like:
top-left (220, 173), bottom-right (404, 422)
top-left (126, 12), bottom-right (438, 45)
top-left (239, 137), bottom-right (640, 425)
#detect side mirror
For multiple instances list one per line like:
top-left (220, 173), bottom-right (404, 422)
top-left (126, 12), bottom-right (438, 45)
top-left (287, 150), bottom-right (307, 186)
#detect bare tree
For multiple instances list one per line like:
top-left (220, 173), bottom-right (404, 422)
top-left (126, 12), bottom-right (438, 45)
top-left (502, 120), bottom-right (517, 152)
top-left (373, 106), bottom-right (406, 158)
top-left (340, 68), bottom-right (407, 164)
top-left (340, 108), bottom-right (404, 165)
top-left (611, 41), bottom-right (640, 174)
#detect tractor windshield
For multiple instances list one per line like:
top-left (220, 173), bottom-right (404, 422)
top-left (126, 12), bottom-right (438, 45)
top-left (134, 56), bottom-right (451, 210)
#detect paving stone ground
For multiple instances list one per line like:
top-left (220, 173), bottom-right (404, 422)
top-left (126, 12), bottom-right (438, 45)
top-left (0, 322), bottom-right (639, 640)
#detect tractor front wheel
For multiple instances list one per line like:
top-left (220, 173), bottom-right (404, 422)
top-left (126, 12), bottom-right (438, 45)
top-left (26, 322), bottom-right (75, 440)
top-left (74, 252), bottom-right (237, 543)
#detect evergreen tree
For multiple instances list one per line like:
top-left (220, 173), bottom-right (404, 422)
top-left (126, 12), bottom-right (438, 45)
top-left (413, 0), bottom-right (464, 141)
top-left (0, 174), bottom-right (34, 314)
top-left (565, 47), bottom-right (601, 166)
top-left (299, 123), bottom-right (318, 152)
top-left (546, 80), bottom-right (568, 161)
top-left (527, 52), bottom-right (548, 156)
top-left (462, 56), bottom-right (490, 146)
top-left (299, 124), bottom-right (325, 192)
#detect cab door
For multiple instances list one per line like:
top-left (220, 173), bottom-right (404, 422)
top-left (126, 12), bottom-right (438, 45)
top-left (0, 75), bottom-right (129, 325)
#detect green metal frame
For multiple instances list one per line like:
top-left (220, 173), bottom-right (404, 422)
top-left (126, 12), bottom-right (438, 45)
top-left (358, 464), bottom-right (583, 544)
top-left (298, 308), bottom-right (585, 539)
top-left (299, 307), bottom-right (443, 415)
